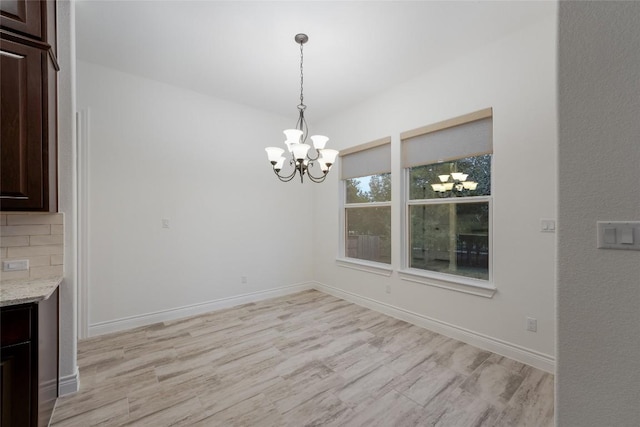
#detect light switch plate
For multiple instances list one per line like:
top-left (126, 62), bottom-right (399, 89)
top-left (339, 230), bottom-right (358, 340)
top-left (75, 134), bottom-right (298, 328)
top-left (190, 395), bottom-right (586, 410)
top-left (540, 219), bottom-right (556, 233)
top-left (597, 221), bottom-right (640, 250)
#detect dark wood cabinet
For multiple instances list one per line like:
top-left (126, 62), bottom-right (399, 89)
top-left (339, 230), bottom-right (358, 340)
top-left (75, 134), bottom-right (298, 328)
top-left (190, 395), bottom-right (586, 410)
top-left (0, 0), bottom-right (58, 211)
top-left (1, 341), bottom-right (32, 426)
top-left (0, 289), bottom-right (59, 427)
top-left (1, 39), bottom-right (45, 206)
top-left (0, 0), bottom-right (42, 40)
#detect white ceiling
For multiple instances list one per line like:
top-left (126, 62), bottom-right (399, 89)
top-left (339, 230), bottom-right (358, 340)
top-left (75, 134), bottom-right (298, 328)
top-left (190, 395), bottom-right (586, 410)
top-left (75, 1), bottom-right (554, 121)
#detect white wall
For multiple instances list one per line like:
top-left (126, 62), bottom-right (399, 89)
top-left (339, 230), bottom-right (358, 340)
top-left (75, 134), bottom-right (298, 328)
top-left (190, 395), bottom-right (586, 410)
top-left (312, 13), bottom-right (557, 370)
top-left (77, 61), bottom-right (315, 333)
top-left (557, 2), bottom-right (640, 425)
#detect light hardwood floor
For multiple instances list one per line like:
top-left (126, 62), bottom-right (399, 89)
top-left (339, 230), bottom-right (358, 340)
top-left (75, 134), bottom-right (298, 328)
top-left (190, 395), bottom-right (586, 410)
top-left (51, 290), bottom-right (554, 426)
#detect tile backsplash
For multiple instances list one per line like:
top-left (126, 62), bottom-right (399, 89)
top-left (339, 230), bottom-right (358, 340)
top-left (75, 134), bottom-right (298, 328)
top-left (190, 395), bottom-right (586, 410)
top-left (0, 213), bottom-right (64, 281)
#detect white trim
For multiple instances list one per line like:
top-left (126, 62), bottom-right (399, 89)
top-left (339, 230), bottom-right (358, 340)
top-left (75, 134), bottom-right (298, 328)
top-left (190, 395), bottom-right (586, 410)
top-left (406, 195), bottom-right (492, 206)
top-left (87, 283), bottom-right (313, 337)
top-left (401, 164), bottom-right (494, 288)
top-left (59, 368), bottom-right (80, 396)
top-left (339, 136), bottom-right (391, 157)
top-left (345, 201), bottom-right (392, 208)
top-left (340, 178), bottom-right (393, 263)
top-left (400, 108), bottom-right (493, 141)
top-left (336, 258), bottom-right (393, 276)
top-left (399, 269), bottom-right (496, 298)
top-left (76, 109), bottom-right (90, 340)
top-left (338, 179), bottom-right (346, 258)
top-left (310, 282), bottom-right (555, 373)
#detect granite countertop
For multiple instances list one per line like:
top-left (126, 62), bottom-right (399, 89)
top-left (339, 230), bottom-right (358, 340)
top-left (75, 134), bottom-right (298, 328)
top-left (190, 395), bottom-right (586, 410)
top-left (0, 276), bottom-right (63, 307)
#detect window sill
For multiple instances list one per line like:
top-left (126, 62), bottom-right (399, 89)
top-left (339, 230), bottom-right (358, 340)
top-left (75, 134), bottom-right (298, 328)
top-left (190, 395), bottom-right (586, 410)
top-left (399, 268), bottom-right (496, 298)
top-left (336, 258), bottom-right (393, 277)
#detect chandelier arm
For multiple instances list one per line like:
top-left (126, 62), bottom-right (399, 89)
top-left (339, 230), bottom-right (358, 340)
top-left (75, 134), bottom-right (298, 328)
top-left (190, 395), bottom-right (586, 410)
top-left (273, 165), bottom-right (298, 182)
top-left (274, 171), bottom-right (298, 183)
top-left (305, 161), bottom-right (328, 182)
top-left (306, 149), bottom-right (320, 161)
top-left (307, 171), bottom-right (328, 183)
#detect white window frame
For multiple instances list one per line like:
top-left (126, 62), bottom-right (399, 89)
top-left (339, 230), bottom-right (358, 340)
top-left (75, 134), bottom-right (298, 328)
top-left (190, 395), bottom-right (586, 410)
top-left (337, 137), bottom-right (393, 276)
top-left (399, 109), bottom-right (496, 298)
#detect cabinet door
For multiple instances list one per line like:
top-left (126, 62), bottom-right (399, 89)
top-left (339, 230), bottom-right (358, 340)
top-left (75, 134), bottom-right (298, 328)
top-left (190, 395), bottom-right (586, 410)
top-left (0, 0), bottom-right (43, 40)
top-left (0, 38), bottom-right (46, 210)
top-left (1, 342), bottom-right (32, 426)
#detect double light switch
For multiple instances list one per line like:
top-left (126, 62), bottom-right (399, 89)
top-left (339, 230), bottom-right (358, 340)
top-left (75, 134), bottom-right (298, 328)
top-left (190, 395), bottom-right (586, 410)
top-left (597, 221), bottom-right (640, 250)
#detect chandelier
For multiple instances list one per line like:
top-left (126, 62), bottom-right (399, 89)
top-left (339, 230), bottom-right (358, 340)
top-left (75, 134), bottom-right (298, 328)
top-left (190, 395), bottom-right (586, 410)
top-left (431, 172), bottom-right (478, 194)
top-left (265, 33), bottom-right (338, 183)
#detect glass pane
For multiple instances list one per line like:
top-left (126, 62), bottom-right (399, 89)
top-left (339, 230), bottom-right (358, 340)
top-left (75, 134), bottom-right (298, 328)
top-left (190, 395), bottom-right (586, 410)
top-left (346, 173), bottom-right (391, 203)
top-left (409, 155), bottom-right (491, 200)
top-left (345, 206), bottom-right (391, 264)
top-left (409, 202), bottom-right (489, 280)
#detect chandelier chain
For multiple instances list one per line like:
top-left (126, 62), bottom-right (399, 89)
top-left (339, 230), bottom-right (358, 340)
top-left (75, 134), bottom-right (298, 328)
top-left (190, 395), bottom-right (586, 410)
top-left (299, 41), bottom-right (304, 108)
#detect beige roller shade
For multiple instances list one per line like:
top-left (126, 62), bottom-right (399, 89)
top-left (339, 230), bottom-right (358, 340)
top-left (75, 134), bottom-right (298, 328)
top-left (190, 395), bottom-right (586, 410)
top-left (401, 109), bottom-right (493, 168)
top-left (340, 137), bottom-right (391, 180)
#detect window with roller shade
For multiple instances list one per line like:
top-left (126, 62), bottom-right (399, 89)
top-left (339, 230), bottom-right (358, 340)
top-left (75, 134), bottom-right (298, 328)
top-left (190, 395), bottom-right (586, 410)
top-left (340, 137), bottom-right (391, 265)
top-left (401, 109), bottom-right (493, 283)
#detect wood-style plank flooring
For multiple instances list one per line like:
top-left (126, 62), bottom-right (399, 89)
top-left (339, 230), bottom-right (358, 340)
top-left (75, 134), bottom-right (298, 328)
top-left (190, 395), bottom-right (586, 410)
top-left (51, 290), bottom-right (554, 426)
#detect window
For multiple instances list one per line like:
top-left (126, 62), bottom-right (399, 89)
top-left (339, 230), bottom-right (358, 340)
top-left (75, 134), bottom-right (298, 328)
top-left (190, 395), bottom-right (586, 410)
top-left (401, 109), bottom-right (493, 284)
top-left (408, 155), bottom-right (491, 280)
top-left (340, 137), bottom-right (391, 266)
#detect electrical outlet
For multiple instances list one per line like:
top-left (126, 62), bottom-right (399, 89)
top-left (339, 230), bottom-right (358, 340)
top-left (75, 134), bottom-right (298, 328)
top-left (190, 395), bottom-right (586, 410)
top-left (161, 218), bottom-right (170, 229)
top-left (241, 276), bottom-right (247, 284)
top-left (385, 285), bottom-right (391, 294)
top-left (526, 317), bottom-right (538, 332)
top-left (3, 259), bottom-right (29, 271)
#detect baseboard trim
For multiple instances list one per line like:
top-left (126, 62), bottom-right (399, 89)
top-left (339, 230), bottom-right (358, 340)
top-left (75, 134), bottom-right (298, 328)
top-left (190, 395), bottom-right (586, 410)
top-left (85, 281), bottom-right (554, 372)
top-left (88, 282), bottom-right (314, 337)
top-left (59, 368), bottom-right (80, 396)
top-left (311, 282), bottom-right (555, 373)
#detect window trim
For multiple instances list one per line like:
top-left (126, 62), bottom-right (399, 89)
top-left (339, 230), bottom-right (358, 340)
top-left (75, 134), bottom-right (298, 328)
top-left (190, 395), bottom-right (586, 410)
top-left (336, 257), bottom-right (394, 276)
top-left (340, 181), bottom-right (392, 267)
top-left (400, 172), bottom-right (495, 296)
top-left (338, 137), bottom-right (392, 269)
top-left (400, 108), bottom-right (492, 141)
top-left (398, 269), bottom-right (496, 298)
top-left (400, 108), bottom-right (495, 296)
